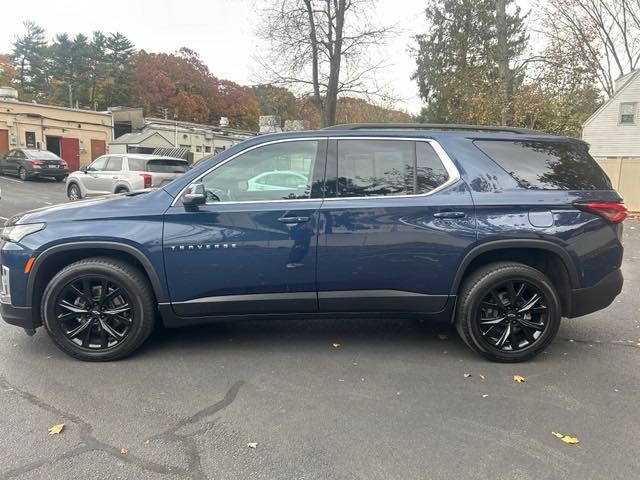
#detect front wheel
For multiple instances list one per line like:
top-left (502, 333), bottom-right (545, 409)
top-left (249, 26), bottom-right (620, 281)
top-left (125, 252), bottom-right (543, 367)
top-left (19, 167), bottom-right (29, 181)
top-left (67, 183), bottom-right (81, 201)
top-left (42, 258), bottom-right (156, 361)
top-left (455, 262), bottom-right (561, 362)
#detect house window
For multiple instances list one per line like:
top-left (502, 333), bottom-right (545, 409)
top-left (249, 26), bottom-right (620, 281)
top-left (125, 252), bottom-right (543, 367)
top-left (620, 102), bottom-right (637, 124)
top-left (205, 146), bottom-right (211, 153)
top-left (196, 146), bottom-right (202, 153)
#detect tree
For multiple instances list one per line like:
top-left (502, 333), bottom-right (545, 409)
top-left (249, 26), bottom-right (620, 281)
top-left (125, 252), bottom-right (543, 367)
top-left (413, 0), bottom-right (527, 125)
top-left (256, 0), bottom-right (395, 127)
top-left (543, 0), bottom-right (640, 97)
top-left (0, 54), bottom-right (16, 86)
top-left (11, 21), bottom-right (49, 100)
top-left (49, 33), bottom-right (92, 107)
top-left (253, 84), bottom-right (298, 121)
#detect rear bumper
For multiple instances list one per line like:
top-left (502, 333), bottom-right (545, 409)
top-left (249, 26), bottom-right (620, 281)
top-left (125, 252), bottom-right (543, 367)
top-left (29, 168), bottom-right (69, 177)
top-left (0, 300), bottom-right (35, 330)
top-left (568, 269), bottom-right (623, 318)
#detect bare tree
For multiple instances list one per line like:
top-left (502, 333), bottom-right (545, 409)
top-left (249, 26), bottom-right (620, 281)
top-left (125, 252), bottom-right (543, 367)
top-left (255, 0), bottom-right (395, 127)
top-left (543, 0), bottom-right (640, 97)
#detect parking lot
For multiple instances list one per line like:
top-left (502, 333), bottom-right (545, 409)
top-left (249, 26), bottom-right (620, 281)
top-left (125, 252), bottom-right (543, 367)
top-left (0, 176), bottom-right (639, 480)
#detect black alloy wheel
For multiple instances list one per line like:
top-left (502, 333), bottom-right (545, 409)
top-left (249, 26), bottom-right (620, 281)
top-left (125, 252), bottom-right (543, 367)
top-left (455, 262), bottom-right (561, 362)
top-left (477, 280), bottom-right (548, 351)
top-left (54, 276), bottom-right (134, 350)
top-left (42, 257), bottom-right (155, 361)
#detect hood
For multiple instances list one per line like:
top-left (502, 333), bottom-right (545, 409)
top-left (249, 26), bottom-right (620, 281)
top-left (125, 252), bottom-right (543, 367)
top-left (10, 189), bottom-right (173, 226)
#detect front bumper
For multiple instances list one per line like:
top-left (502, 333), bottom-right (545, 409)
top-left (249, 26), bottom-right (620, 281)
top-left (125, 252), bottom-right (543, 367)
top-left (568, 268), bottom-right (623, 318)
top-left (0, 300), bottom-right (35, 330)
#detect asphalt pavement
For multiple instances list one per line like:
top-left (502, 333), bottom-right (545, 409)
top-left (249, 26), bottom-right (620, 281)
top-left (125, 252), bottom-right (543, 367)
top-left (0, 175), bottom-right (638, 480)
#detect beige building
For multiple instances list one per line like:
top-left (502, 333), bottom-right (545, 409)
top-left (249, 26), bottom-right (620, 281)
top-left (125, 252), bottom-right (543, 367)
top-left (583, 70), bottom-right (640, 211)
top-left (0, 88), bottom-right (113, 170)
top-left (110, 107), bottom-right (256, 163)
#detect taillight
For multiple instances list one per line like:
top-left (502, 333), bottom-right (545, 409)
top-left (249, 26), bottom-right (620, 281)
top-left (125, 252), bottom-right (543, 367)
top-left (575, 202), bottom-right (628, 223)
top-left (27, 160), bottom-right (43, 166)
top-left (60, 160), bottom-right (68, 168)
top-left (140, 173), bottom-right (152, 188)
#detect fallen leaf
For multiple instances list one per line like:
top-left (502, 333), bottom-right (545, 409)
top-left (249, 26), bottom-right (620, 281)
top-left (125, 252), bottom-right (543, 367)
top-left (482, 394), bottom-right (489, 398)
top-left (513, 375), bottom-right (526, 383)
top-left (120, 448), bottom-right (128, 455)
top-left (464, 373), bottom-right (472, 379)
top-left (331, 343), bottom-right (341, 348)
top-left (145, 440), bottom-right (150, 444)
top-left (552, 432), bottom-right (579, 444)
top-left (48, 424), bottom-right (65, 435)
top-left (479, 374), bottom-right (486, 380)
top-left (247, 442), bottom-right (258, 449)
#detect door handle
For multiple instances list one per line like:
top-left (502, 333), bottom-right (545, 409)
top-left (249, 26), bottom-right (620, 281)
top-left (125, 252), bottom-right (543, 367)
top-left (434, 211), bottom-right (466, 219)
top-left (278, 216), bottom-right (310, 224)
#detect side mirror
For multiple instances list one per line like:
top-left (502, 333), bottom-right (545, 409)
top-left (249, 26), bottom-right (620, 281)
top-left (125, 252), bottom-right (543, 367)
top-left (182, 182), bottom-right (206, 207)
top-left (80, 166), bottom-right (87, 173)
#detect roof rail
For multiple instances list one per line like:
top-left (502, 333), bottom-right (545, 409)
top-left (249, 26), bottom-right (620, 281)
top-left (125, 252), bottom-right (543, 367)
top-left (322, 123), bottom-right (547, 135)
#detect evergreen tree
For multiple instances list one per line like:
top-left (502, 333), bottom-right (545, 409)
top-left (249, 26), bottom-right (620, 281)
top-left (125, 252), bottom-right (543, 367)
top-left (11, 21), bottom-right (49, 100)
top-left (412, 0), bottom-right (527, 125)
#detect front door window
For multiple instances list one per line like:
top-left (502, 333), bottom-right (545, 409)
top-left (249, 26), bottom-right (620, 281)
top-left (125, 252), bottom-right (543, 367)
top-left (199, 140), bottom-right (320, 203)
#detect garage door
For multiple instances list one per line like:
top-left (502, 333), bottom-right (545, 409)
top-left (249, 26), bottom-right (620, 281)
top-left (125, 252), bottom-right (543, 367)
top-left (60, 137), bottom-right (80, 171)
top-left (0, 130), bottom-right (8, 155)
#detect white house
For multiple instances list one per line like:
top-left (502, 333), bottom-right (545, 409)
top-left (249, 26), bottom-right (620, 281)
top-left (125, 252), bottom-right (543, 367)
top-left (583, 70), bottom-right (640, 211)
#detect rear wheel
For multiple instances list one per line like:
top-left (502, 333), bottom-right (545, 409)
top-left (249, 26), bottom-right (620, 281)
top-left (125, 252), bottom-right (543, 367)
top-left (67, 183), bottom-right (81, 201)
top-left (54, 176), bottom-right (66, 182)
top-left (115, 186), bottom-right (129, 194)
top-left (19, 167), bottom-right (29, 181)
top-left (455, 262), bottom-right (561, 362)
top-left (42, 258), bottom-right (156, 361)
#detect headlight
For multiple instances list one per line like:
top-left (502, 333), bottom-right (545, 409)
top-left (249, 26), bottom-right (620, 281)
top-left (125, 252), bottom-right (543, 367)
top-left (1, 223), bottom-right (46, 242)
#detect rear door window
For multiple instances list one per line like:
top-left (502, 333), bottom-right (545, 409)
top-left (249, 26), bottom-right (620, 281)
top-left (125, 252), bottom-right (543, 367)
top-left (146, 159), bottom-right (189, 173)
top-left (334, 139), bottom-right (449, 197)
top-left (104, 157), bottom-right (123, 172)
top-left (474, 140), bottom-right (612, 190)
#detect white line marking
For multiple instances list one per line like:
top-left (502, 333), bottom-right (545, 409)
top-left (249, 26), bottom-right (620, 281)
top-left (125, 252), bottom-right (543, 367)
top-left (0, 216), bottom-right (7, 220)
top-left (0, 177), bottom-right (24, 184)
top-left (42, 201), bottom-right (53, 205)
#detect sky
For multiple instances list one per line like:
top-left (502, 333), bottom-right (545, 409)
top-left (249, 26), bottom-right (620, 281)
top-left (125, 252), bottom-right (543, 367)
top-left (0, 0), bottom-right (430, 114)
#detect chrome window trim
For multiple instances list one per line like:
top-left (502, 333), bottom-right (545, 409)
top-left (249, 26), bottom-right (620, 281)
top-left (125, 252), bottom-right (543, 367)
top-left (170, 136), bottom-right (461, 207)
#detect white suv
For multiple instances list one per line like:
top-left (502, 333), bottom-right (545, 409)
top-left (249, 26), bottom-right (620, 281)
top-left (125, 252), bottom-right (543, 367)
top-left (66, 154), bottom-right (189, 200)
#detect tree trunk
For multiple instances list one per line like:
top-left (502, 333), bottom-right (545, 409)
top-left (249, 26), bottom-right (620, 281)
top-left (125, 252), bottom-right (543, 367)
top-left (496, 0), bottom-right (512, 126)
top-left (303, 0), bottom-right (325, 126)
top-left (324, 0), bottom-right (346, 126)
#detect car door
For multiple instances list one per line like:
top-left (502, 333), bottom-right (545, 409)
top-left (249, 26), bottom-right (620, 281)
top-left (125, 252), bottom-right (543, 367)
top-left (0, 150), bottom-right (14, 173)
top-left (6, 150), bottom-right (25, 176)
top-left (100, 156), bottom-right (124, 193)
top-left (82, 156), bottom-right (110, 195)
top-left (163, 138), bottom-right (328, 317)
top-left (316, 137), bottom-right (476, 313)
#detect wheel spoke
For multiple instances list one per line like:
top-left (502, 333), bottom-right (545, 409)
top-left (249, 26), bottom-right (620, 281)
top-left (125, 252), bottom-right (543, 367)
top-left (517, 317), bottom-right (545, 331)
top-left (518, 294), bottom-right (542, 313)
top-left (100, 319), bottom-right (124, 340)
top-left (102, 287), bottom-right (122, 304)
top-left (98, 279), bottom-right (107, 304)
top-left (70, 284), bottom-right (93, 305)
top-left (103, 304), bottom-right (131, 316)
top-left (489, 291), bottom-right (507, 311)
top-left (480, 316), bottom-right (506, 326)
top-left (114, 314), bottom-right (133, 324)
top-left (82, 278), bottom-right (94, 302)
top-left (81, 322), bottom-right (93, 347)
top-left (67, 319), bottom-right (92, 339)
top-left (58, 300), bottom-right (89, 314)
top-left (495, 323), bottom-right (511, 348)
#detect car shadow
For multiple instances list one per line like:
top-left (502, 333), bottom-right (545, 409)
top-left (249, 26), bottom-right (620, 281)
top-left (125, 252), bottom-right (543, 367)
top-left (137, 317), bottom-right (463, 358)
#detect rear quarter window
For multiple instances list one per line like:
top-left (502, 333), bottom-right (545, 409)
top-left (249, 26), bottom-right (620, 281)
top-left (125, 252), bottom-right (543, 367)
top-left (474, 140), bottom-right (612, 190)
top-left (146, 159), bottom-right (189, 173)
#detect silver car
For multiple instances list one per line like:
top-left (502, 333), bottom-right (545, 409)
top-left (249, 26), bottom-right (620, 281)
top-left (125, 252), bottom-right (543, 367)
top-left (66, 154), bottom-right (189, 200)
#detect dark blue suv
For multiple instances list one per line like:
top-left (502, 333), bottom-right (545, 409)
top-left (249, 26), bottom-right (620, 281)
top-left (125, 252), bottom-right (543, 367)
top-left (0, 124), bottom-right (626, 362)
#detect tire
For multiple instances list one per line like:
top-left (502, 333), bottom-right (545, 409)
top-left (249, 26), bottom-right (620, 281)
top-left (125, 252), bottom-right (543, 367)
top-left (115, 187), bottom-right (129, 194)
top-left (19, 167), bottom-right (29, 181)
top-left (41, 257), bottom-right (156, 361)
top-left (67, 183), bottom-right (81, 201)
top-left (455, 262), bottom-right (561, 363)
